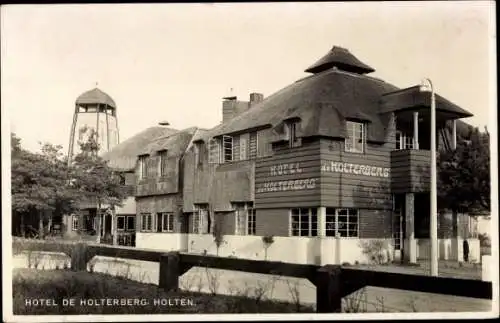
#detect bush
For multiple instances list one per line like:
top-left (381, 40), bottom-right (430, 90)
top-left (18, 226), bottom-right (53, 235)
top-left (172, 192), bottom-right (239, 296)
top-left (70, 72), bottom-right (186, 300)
top-left (359, 240), bottom-right (391, 265)
top-left (478, 233), bottom-right (491, 247)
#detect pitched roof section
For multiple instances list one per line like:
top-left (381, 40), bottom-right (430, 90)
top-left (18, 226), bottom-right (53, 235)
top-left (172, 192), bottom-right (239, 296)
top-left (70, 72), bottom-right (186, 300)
top-left (102, 126), bottom-right (178, 171)
top-left (139, 127), bottom-right (198, 157)
top-left (76, 88), bottom-right (117, 108)
top-left (211, 68), bottom-right (400, 142)
top-left (305, 46), bottom-right (376, 74)
top-left (380, 86), bottom-right (473, 118)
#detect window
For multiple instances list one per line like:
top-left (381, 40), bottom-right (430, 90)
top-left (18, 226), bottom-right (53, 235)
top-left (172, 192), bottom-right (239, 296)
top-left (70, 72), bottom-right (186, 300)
top-left (194, 142), bottom-right (204, 166)
top-left (395, 131), bottom-right (414, 150)
top-left (72, 215), bottom-right (79, 231)
top-left (117, 216), bottom-right (125, 231)
top-left (285, 122), bottom-right (300, 148)
top-left (290, 208), bottom-right (317, 237)
top-left (157, 213), bottom-right (174, 232)
top-left (138, 155), bottom-right (149, 180)
top-left (158, 150), bottom-right (168, 177)
top-left (193, 204), bottom-right (210, 234)
top-left (126, 216), bottom-right (135, 231)
top-left (247, 207), bottom-right (256, 235)
top-left (140, 213), bottom-right (153, 232)
top-left (345, 121), bottom-right (365, 153)
top-left (234, 202), bottom-right (256, 235)
top-left (325, 208), bottom-right (359, 237)
top-left (223, 135), bottom-right (233, 162)
top-left (249, 132), bottom-right (258, 159)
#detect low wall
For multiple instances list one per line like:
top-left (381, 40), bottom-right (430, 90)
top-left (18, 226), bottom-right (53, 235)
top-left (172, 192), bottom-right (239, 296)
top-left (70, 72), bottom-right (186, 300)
top-left (416, 238), bottom-right (480, 262)
top-left (136, 234), bottom-right (395, 265)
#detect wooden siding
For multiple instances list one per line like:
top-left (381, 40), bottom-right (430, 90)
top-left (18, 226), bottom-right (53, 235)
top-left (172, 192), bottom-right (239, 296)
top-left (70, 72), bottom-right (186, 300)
top-left (136, 196), bottom-right (183, 233)
top-left (320, 139), bottom-right (392, 210)
top-left (183, 142), bottom-right (255, 212)
top-left (136, 155), bottom-right (180, 197)
top-left (255, 141), bottom-right (321, 209)
top-left (358, 209), bottom-right (392, 238)
top-left (255, 208), bottom-right (290, 237)
top-left (390, 150), bottom-right (431, 193)
top-left (215, 211), bottom-right (236, 236)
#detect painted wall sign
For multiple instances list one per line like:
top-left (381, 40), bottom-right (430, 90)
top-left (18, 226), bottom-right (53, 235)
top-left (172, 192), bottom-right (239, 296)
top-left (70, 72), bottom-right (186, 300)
top-left (256, 162), bottom-right (316, 193)
top-left (256, 178), bottom-right (317, 193)
top-left (269, 162), bottom-right (303, 176)
top-left (321, 160), bottom-right (390, 178)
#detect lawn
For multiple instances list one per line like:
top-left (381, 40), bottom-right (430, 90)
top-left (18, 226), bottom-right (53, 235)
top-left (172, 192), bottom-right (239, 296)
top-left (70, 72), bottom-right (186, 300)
top-left (12, 268), bottom-right (314, 315)
top-left (12, 251), bottom-right (492, 314)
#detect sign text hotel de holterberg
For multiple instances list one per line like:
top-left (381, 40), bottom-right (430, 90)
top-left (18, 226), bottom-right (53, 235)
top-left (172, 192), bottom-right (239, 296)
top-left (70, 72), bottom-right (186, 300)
top-left (256, 161), bottom-right (390, 193)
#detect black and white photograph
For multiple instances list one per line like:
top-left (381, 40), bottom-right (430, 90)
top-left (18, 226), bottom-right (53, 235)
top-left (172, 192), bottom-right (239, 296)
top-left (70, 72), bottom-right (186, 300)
top-left (1, 2), bottom-right (498, 321)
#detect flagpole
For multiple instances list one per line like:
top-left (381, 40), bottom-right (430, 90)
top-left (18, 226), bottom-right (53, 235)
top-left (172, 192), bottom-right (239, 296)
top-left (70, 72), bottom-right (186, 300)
top-left (422, 78), bottom-right (439, 276)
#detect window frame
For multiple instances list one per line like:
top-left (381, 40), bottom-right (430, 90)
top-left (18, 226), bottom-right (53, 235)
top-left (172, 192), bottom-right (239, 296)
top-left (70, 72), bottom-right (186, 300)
top-left (247, 207), bottom-right (256, 235)
top-left (126, 215), bottom-right (136, 231)
top-left (157, 212), bottom-right (175, 233)
top-left (289, 208), bottom-right (318, 237)
top-left (138, 154), bottom-right (149, 180)
top-left (116, 215), bottom-right (126, 231)
top-left (193, 204), bottom-right (210, 234)
top-left (325, 208), bottom-right (359, 238)
top-left (345, 121), bottom-right (365, 153)
top-left (158, 149), bottom-right (168, 177)
top-left (72, 214), bottom-right (79, 231)
top-left (140, 213), bottom-right (153, 232)
top-left (233, 202), bottom-right (256, 236)
top-left (222, 135), bottom-right (233, 163)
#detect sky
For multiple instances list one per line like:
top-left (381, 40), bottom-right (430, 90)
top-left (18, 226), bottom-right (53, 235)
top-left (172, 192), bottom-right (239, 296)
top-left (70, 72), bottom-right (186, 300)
top-left (1, 2), bottom-right (496, 154)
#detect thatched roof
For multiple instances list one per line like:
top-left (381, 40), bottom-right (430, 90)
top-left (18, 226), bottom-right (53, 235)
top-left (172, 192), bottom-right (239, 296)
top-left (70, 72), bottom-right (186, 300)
top-left (305, 46), bottom-right (375, 74)
top-left (102, 126), bottom-right (178, 171)
top-left (380, 86), bottom-right (473, 118)
top-left (211, 68), bottom-right (400, 142)
top-left (76, 88), bottom-right (116, 108)
top-left (138, 127), bottom-right (198, 157)
top-left (210, 46), bottom-right (473, 143)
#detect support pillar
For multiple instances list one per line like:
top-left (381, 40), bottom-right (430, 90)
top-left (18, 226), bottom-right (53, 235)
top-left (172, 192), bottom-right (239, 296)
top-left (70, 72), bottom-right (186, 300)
top-left (452, 211), bottom-right (464, 262)
top-left (318, 207), bottom-right (329, 265)
top-left (413, 112), bottom-right (419, 149)
top-left (404, 193), bottom-right (417, 263)
top-left (112, 208), bottom-right (118, 246)
top-left (452, 120), bottom-right (457, 150)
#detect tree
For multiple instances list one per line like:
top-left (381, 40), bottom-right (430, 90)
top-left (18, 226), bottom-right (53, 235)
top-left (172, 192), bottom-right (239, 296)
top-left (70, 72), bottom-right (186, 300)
top-left (70, 127), bottom-right (127, 242)
top-left (438, 126), bottom-right (490, 214)
top-left (11, 133), bottom-right (77, 238)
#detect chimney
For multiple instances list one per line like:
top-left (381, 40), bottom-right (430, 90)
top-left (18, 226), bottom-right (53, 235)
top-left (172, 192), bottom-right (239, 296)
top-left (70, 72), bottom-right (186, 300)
top-left (249, 93), bottom-right (264, 106)
top-left (222, 96), bottom-right (250, 123)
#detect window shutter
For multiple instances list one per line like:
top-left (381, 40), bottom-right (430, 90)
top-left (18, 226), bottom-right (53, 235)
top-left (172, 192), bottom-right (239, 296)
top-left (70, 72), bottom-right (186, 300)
top-left (208, 138), bottom-right (220, 164)
top-left (240, 136), bottom-right (248, 160)
top-left (233, 135), bottom-right (240, 161)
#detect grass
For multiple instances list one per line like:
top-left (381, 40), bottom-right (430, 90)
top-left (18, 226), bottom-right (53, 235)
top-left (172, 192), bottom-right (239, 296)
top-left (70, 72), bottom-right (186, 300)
top-left (13, 268), bottom-right (314, 315)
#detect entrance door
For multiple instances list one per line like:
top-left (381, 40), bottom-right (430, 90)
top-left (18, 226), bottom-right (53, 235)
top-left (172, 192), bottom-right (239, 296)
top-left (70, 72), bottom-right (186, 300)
top-left (392, 194), bottom-right (405, 261)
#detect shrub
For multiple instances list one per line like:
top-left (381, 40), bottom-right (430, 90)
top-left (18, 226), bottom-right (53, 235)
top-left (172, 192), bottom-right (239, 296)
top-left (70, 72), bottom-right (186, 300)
top-left (359, 240), bottom-right (390, 265)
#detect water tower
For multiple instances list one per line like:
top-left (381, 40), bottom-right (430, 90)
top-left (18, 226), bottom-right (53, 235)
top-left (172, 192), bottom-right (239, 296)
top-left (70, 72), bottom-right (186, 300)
top-left (68, 87), bottom-right (120, 162)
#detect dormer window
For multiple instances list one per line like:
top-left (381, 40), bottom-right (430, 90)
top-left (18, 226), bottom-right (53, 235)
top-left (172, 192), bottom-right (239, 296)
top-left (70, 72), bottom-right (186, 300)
top-left (285, 121), bottom-right (301, 148)
top-left (345, 121), bottom-right (365, 153)
top-left (138, 154), bottom-right (149, 180)
top-left (194, 141), bottom-right (204, 166)
top-left (158, 149), bottom-right (168, 177)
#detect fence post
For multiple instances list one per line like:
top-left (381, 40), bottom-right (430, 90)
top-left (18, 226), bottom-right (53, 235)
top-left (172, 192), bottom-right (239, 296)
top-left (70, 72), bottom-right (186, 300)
top-left (159, 252), bottom-right (180, 292)
top-left (316, 265), bottom-right (342, 313)
top-left (70, 243), bottom-right (88, 271)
